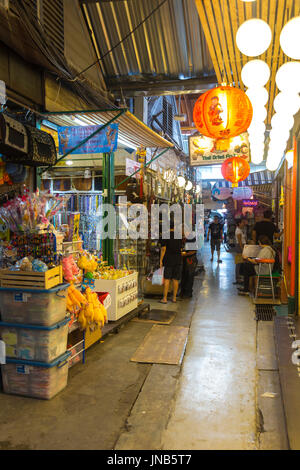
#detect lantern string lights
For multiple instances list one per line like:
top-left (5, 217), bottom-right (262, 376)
top-left (266, 63), bottom-right (300, 171)
top-left (236, 13), bottom-right (300, 171)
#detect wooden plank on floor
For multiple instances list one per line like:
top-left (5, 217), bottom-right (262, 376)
top-left (131, 325), bottom-right (189, 365)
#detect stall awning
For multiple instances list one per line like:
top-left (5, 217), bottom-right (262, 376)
top-left (43, 109), bottom-right (174, 150)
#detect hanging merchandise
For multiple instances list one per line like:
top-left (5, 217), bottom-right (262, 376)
top-left (193, 86), bottom-right (253, 148)
top-left (0, 114), bottom-right (28, 159)
top-left (0, 116), bottom-right (57, 167)
top-left (221, 157), bottom-right (250, 188)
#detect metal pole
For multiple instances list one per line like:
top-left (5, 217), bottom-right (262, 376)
top-left (39, 109), bottom-right (126, 174)
top-left (114, 147), bottom-right (170, 189)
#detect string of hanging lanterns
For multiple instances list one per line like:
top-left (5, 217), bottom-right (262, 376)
top-left (236, 7), bottom-right (300, 172)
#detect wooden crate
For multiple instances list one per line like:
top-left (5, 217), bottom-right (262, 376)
top-left (0, 265), bottom-right (63, 290)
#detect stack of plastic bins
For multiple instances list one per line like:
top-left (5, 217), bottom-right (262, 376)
top-left (0, 283), bottom-right (70, 399)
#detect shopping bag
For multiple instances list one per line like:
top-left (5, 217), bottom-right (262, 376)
top-left (152, 267), bottom-right (164, 285)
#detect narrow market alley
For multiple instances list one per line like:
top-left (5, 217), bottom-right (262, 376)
top-left (0, 244), bottom-right (288, 450)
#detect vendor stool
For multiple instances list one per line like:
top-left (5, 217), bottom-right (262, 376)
top-left (254, 259), bottom-right (275, 302)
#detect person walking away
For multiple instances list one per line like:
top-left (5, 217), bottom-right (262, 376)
top-left (180, 230), bottom-right (198, 299)
top-left (252, 209), bottom-right (280, 244)
top-left (207, 215), bottom-right (223, 263)
top-left (238, 235), bottom-right (275, 295)
top-left (159, 221), bottom-right (183, 304)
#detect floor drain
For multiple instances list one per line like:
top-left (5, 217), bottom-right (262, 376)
top-left (255, 304), bottom-right (276, 321)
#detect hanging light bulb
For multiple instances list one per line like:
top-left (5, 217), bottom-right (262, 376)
top-left (276, 62), bottom-right (300, 93)
top-left (66, 160), bottom-right (73, 166)
top-left (273, 92), bottom-right (300, 116)
top-left (185, 181), bottom-right (193, 191)
top-left (236, 19), bottom-right (272, 57)
top-left (280, 17), bottom-right (300, 60)
top-left (177, 176), bottom-right (186, 188)
top-left (242, 60), bottom-right (270, 87)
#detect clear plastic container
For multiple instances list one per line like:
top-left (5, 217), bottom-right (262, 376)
top-left (1, 352), bottom-right (70, 399)
top-left (0, 284), bottom-right (69, 326)
top-left (0, 318), bottom-right (69, 363)
top-left (67, 339), bottom-right (84, 368)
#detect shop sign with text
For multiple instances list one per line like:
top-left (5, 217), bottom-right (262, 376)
top-left (58, 123), bottom-right (119, 155)
top-left (189, 132), bottom-right (249, 166)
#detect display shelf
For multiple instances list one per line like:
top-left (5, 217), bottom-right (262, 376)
top-left (93, 272), bottom-right (138, 321)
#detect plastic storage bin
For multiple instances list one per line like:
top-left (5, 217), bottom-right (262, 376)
top-left (0, 284), bottom-right (69, 326)
top-left (0, 317), bottom-right (69, 363)
top-left (1, 352), bottom-right (70, 399)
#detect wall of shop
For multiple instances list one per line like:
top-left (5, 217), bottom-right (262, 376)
top-left (0, 41), bottom-right (43, 107)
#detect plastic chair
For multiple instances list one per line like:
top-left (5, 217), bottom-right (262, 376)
top-left (254, 258), bottom-right (275, 301)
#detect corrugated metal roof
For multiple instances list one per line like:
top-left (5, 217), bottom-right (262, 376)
top-left (43, 109), bottom-right (174, 149)
top-left (81, 0), bottom-right (214, 85)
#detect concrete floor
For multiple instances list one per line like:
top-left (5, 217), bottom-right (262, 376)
top-left (0, 243), bottom-right (288, 450)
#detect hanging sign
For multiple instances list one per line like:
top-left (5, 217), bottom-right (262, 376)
top-left (58, 123), bottom-right (119, 155)
top-left (212, 185), bottom-right (232, 200)
top-left (232, 187), bottom-right (253, 200)
top-left (189, 132), bottom-right (249, 166)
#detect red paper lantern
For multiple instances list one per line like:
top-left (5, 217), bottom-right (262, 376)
top-left (193, 86), bottom-right (253, 142)
top-left (221, 156), bottom-right (250, 188)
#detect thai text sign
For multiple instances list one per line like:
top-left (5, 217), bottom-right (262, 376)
top-left (58, 123), bottom-right (118, 155)
top-left (189, 132), bottom-right (249, 166)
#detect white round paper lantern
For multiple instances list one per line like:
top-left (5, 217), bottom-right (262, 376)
top-left (280, 17), bottom-right (300, 60)
top-left (271, 112), bottom-right (294, 131)
top-left (276, 62), bottom-right (300, 93)
top-left (251, 150), bottom-right (264, 164)
top-left (246, 87), bottom-right (268, 107)
top-left (249, 134), bottom-right (265, 146)
top-left (248, 121), bottom-right (266, 135)
top-left (242, 60), bottom-right (270, 87)
top-left (177, 176), bottom-right (186, 188)
top-left (185, 180), bottom-right (193, 191)
top-left (252, 105), bottom-right (267, 122)
top-left (236, 19), bottom-right (272, 57)
top-left (274, 92), bottom-right (300, 116)
top-left (266, 158), bottom-right (281, 171)
top-left (285, 149), bottom-right (294, 167)
top-left (269, 128), bottom-right (290, 144)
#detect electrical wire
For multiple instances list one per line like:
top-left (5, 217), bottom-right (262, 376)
top-left (12, 0), bottom-right (116, 109)
top-left (71, 0), bottom-right (169, 80)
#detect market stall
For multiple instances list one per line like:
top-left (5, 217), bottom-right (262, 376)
top-left (0, 107), bottom-right (182, 400)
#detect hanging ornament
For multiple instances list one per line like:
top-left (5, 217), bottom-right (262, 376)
top-left (193, 86), bottom-right (253, 148)
top-left (221, 156), bottom-right (250, 188)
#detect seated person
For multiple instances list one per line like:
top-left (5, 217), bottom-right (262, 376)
top-left (238, 235), bottom-right (275, 295)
